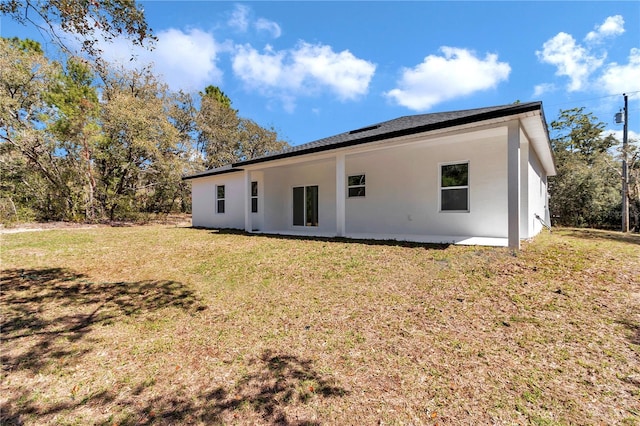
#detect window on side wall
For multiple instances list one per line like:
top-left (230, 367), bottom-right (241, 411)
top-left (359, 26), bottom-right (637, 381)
top-left (347, 174), bottom-right (366, 197)
top-left (440, 162), bottom-right (469, 212)
top-left (251, 181), bottom-right (258, 213)
top-left (216, 185), bottom-right (225, 213)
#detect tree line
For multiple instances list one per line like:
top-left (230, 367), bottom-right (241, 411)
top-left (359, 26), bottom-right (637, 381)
top-left (548, 107), bottom-right (639, 231)
top-left (1, 1), bottom-right (637, 230)
top-left (0, 38), bottom-right (287, 222)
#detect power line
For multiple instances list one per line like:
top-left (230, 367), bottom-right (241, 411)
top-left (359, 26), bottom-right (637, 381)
top-left (544, 91), bottom-right (640, 109)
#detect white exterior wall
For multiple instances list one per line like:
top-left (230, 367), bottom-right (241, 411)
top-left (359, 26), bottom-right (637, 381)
top-left (262, 159), bottom-right (337, 234)
top-left (187, 119), bottom-right (553, 246)
top-left (191, 173), bottom-right (245, 229)
top-left (343, 134), bottom-right (508, 239)
top-left (527, 145), bottom-right (547, 237)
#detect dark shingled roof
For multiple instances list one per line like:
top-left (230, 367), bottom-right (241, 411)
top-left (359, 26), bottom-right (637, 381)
top-left (183, 102), bottom-right (544, 180)
top-left (180, 164), bottom-right (241, 181)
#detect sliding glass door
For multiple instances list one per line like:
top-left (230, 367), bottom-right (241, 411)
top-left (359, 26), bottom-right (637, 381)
top-left (293, 185), bottom-right (318, 226)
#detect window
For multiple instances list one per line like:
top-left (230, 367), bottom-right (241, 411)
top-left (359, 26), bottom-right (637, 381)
top-left (440, 163), bottom-right (469, 211)
top-left (251, 181), bottom-right (258, 213)
top-left (347, 174), bottom-right (366, 197)
top-left (293, 185), bottom-right (318, 226)
top-left (216, 185), bottom-right (225, 213)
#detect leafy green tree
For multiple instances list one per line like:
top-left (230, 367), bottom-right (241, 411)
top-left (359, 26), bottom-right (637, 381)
top-left (202, 85), bottom-right (232, 109)
top-left (1, 37), bottom-right (288, 223)
top-left (195, 85), bottom-right (289, 169)
top-left (548, 108), bottom-right (621, 228)
top-left (0, 142), bottom-right (36, 222)
top-left (236, 118), bottom-right (288, 162)
top-left (46, 57), bottom-right (101, 219)
top-left (196, 86), bottom-right (240, 168)
top-left (615, 138), bottom-right (640, 231)
top-left (550, 107), bottom-right (617, 162)
top-left (166, 90), bottom-right (198, 211)
top-left (97, 66), bottom-right (185, 220)
top-left (550, 153), bottom-right (620, 227)
top-left (1, 0), bottom-right (154, 57)
top-left (0, 37), bottom-right (75, 220)
top-left (629, 144), bottom-right (640, 231)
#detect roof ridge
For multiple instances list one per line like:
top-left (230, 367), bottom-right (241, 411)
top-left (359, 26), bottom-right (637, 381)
top-left (286, 102), bottom-right (541, 151)
top-left (397, 101), bottom-right (541, 119)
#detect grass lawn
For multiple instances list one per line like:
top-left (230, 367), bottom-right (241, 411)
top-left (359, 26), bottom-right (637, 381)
top-left (1, 225), bottom-right (639, 425)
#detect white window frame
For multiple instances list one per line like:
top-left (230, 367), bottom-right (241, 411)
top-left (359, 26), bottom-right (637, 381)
top-left (439, 161), bottom-right (469, 213)
top-left (251, 181), bottom-right (258, 213)
top-left (347, 174), bottom-right (366, 198)
top-left (216, 184), bottom-right (225, 214)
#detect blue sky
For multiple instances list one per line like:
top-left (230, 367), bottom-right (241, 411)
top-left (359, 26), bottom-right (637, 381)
top-left (2, 1), bottom-right (639, 146)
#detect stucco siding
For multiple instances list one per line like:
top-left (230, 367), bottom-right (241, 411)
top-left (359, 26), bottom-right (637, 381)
top-left (187, 122), bottom-right (552, 245)
top-left (344, 135), bottom-right (508, 238)
top-left (191, 173), bottom-right (245, 229)
top-left (262, 159), bottom-right (337, 234)
top-left (528, 145), bottom-right (547, 237)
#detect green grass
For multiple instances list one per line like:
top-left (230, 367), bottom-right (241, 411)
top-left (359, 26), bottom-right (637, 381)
top-left (1, 225), bottom-right (639, 425)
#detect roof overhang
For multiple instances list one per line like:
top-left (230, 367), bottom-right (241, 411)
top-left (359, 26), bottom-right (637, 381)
top-left (234, 102), bottom-right (548, 168)
top-left (520, 110), bottom-right (557, 176)
top-left (182, 102), bottom-right (556, 180)
top-left (181, 165), bottom-right (243, 181)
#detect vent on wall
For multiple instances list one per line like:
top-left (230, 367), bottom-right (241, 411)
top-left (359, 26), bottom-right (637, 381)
top-left (349, 125), bottom-right (380, 135)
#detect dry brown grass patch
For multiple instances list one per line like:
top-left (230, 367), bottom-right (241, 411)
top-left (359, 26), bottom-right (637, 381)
top-left (1, 226), bottom-right (639, 424)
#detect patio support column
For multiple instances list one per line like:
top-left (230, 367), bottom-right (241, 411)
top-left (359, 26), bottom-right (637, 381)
top-left (507, 121), bottom-right (521, 250)
top-left (520, 138), bottom-right (530, 239)
top-left (244, 169), bottom-right (252, 232)
top-left (336, 153), bottom-right (346, 237)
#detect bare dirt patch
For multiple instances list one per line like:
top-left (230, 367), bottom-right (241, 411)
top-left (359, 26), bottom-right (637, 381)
top-left (0, 214), bottom-right (191, 234)
top-left (0, 222), bottom-right (102, 234)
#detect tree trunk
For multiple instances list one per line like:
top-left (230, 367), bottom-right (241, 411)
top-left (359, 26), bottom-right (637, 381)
top-left (82, 134), bottom-right (97, 221)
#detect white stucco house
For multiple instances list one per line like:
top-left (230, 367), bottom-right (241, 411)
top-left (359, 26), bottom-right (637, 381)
top-left (183, 102), bottom-right (556, 248)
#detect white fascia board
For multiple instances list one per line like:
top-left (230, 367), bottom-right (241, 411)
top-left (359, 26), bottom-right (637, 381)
top-left (520, 114), bottom-right (556, 176)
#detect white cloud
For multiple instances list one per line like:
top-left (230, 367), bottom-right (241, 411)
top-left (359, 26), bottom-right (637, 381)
top-left (533, 83), bottom-right (557, 97)
top-left (536, 32), bottom-right (604, 92)
top-left (585, 15), bottom-right (625, 43)
top-left (96, 28), bottom-right (223, 92)
top-left (605, 129), bottom-right (640, 144)
top-left (536, 15), bottom-right (632, 94)
top-left (150, 28), bottom-right (222, 91)
top-left (291, 43), bottom-right (376, 100)
top-left (228, 5), bottom-right (281, 39)
top-left (255, 18), bottom-right (281, 38)
top-left (232, 41), bottom-right (376, 107)
top-left (598, 48), bottom-right (640, 96)
top-left (228, 4), bottom-right (250, 32)
top-left (232, 44), bottom-right (286, 87)
top-left (384, 47), bottom-right (510, 111)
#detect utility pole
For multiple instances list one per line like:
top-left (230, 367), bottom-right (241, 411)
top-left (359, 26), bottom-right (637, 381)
top-left (622, 93), bottom-right (629, 233)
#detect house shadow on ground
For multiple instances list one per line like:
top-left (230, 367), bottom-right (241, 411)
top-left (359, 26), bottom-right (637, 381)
top-left (191, 227), bottom-right (451, 250)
